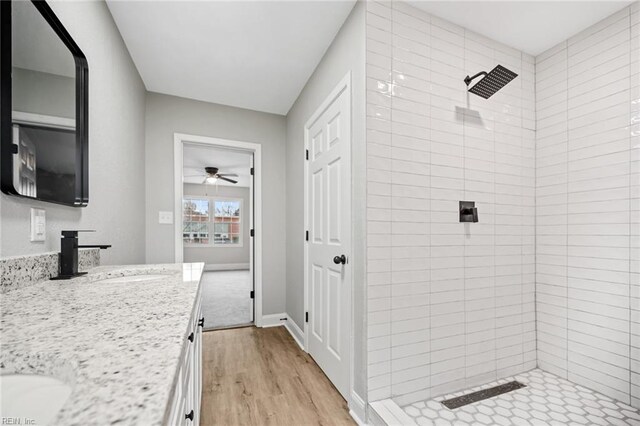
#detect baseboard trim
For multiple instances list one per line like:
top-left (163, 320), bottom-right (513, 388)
top-left (260, 313), bottom-right (287, 328)
top-left (204, 263), bottom-right (250, 271)
top-left (284, 315), bottom-right (305, 350)
top-left (350, 391), bottom-right (368, 425)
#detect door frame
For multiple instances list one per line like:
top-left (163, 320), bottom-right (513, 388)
top-left (303, 71), bottom-right (352, 398)
top-left (174, 133), bottom-right (264, 327)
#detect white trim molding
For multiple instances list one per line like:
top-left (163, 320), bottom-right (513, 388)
top-left (260, 313), bottom-right (287, 328)
top-left (350, 391), bottom-right (368, 426)
top-left (12, 111), bottom-right (75, 130)
top-left (203, 263), bottom-right (250, 271)
top-left (174, 133), bottom-right (264, 326)
top-left (284, 315), bottom-right (305, 350)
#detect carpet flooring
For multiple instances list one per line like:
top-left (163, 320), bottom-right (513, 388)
top-left (200, 270), bottom-right (252, 329)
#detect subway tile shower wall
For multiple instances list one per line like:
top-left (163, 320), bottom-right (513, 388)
top-left (633, 3), bottom-right (640, 409)
top-left (535, 3), bottom-right (639, 408)
top-left (365, 1), bottom-right (536, 405)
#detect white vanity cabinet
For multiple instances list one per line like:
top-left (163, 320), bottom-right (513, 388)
top-left (167, 290), bottom-right (203, 425)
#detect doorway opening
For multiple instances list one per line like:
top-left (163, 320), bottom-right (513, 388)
top-left (174, 134), bottom-right (263, 329)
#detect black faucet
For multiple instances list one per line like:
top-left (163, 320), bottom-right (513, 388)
top-left (51, 230), bottom-right (111, 280)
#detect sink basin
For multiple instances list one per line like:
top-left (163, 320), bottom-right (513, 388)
top-left (95, 274), bottom-right (170, 284)
top-left (0, 374), bottom-right (72, 425)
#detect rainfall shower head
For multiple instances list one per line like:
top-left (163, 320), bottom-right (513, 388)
top-left (464, 65), bottom-right (518, 99)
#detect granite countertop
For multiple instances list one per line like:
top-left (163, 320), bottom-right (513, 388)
top-left (0, 263), bottom-right (204, 426)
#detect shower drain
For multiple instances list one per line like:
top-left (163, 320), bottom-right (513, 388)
top-left (440, 381), bottom-right (527, 410)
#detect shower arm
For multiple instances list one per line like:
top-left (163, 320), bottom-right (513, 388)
top-left (464, 71), bottom-right (488, 86)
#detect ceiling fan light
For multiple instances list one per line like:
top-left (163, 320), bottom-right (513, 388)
top-left (205, 176), bottom-right (218, 184)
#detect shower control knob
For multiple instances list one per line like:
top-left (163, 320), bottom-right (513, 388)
top-left (333, 255), bottom-right (346, 265)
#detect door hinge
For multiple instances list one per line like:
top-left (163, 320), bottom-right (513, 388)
top-left (250, 167), bottom-right (254, 175)
top-left (305, 149), bottom-right (309, 160)
top-left (305, 230), bottom-right (309, 241)
top-left (250, 290), bottom-right (255, 299)
top-left (250, 229), bottom-right (254, 237)
top-left (305, 312), bottom-right (309, 323)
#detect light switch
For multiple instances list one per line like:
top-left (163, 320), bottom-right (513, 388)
top-left (30, 208), bottom-right (46, 242)
top-left (158, 211), bottom-right (174, 224)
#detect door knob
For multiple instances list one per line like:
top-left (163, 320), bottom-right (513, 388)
top-left (333, 254), bottom-right (346, 265)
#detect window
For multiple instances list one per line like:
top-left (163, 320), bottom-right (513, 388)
top-left (213, 200), bottom-right (242, 245)
top-left (183, 197), bottom-right (243, 247)
top-left (183, 198), bottom-right (210, 244)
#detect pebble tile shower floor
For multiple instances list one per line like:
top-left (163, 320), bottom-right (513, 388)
top-left (402, 369), bottom-right (640, 425)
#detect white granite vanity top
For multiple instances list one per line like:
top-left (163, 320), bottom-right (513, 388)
top-left (0, 263), bottom-right (204, 426)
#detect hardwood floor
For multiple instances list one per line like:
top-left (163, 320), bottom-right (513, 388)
top-left (200, 326), bottom-right (355, 426)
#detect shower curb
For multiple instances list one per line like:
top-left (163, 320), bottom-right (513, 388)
top-left (369, 399), bottom-right (416, 426)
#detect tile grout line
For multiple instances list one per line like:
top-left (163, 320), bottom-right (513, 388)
top-left (565, 40), bottom-right (570, 380)
top-left (628, 6), bottom-right (633, 405)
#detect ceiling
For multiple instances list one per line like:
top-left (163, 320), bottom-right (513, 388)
top-left (183, 145), bottom-right (252, 188)
top-left (409, 1), bottom-right (633, 56)
top-left (107, 1), bottom-right (632, 115)
top-left (106, 0), bottom-right (356, 115)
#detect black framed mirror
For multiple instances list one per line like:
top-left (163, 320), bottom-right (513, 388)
top-left (1, 0), bottom-right (88, 207)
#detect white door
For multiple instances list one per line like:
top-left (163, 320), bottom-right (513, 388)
top-left (306, 80), bottom-right (351, 399)
top-left (249, 154), bottom-right (255, 322)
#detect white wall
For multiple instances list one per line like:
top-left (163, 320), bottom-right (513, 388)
top-left (285, 0), bottom-right (367, 402)
top-left (0, 1), bottom-right (146, 265)
top-left (535, 2), bottom-right (640, 408)
top-left (365, 1), bottom-right (536, 404)
top-left (144, 92), bottom-right (286, 316)
top-left (183, 183), bottom-right (250, 267)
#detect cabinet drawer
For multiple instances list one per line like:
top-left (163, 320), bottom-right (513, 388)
top-left (165, 282), bottom-right (203, 425)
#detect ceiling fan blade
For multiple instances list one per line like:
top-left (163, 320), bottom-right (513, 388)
top-left (217, 176), bottom-right (238, 184)
top-left (217, 173), bottom-right (239, 177)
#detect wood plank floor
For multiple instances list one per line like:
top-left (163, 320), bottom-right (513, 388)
top-left (200, 326), bottom-right (355, 426)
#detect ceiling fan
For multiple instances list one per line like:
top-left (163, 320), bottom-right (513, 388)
top-left (185, 167), bottom-right (239, 184)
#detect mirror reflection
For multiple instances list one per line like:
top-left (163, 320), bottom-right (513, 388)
top-left (11, 0), bottom-right (77, 203)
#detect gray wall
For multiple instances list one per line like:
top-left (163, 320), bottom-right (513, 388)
top-left (0, 1), bottom-right (146, 265)
top-left (144, 92), bottom-right (287, 316)
top-left (285, 0), bottom-right (367, 402)
top-left (183, 183), bottom-right (250, 267)
top-left (12, 67), bottom-right (75, 119)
